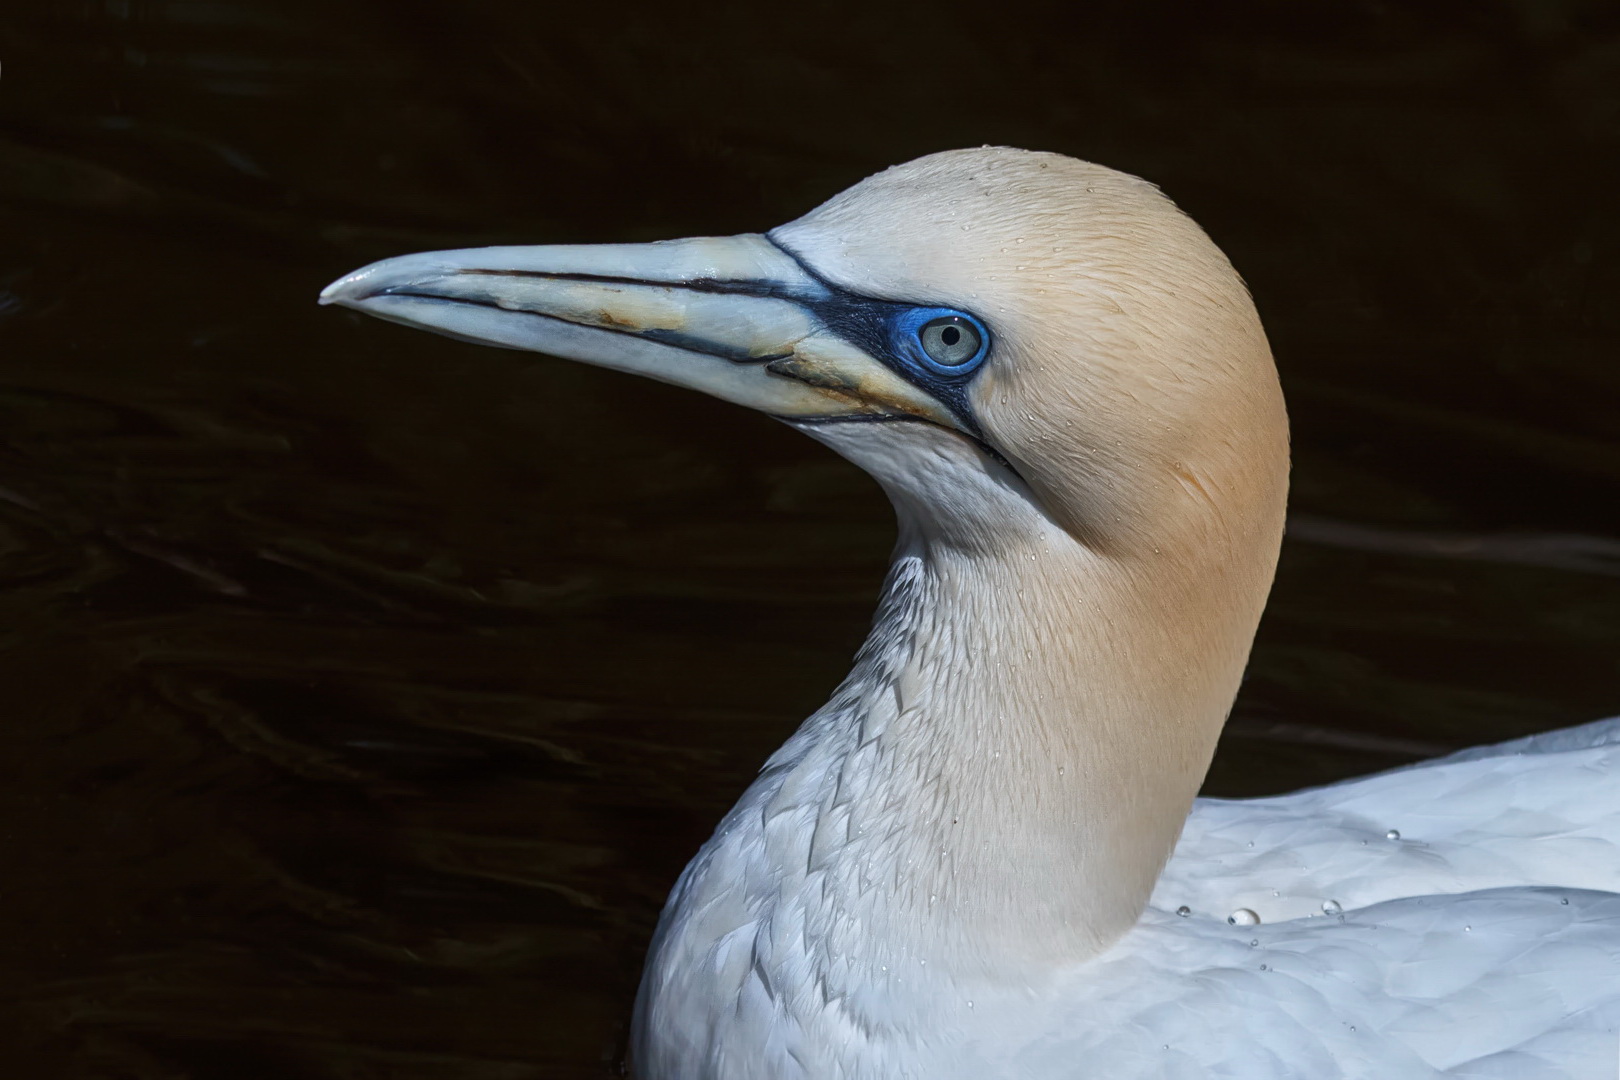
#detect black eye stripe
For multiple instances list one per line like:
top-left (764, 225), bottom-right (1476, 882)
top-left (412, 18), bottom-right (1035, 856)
top-left (763, 233), bottom-right (993, 441)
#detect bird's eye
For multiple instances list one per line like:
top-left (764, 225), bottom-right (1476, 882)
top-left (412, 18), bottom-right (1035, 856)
top-left (893, 307), bottom-right (990, 376)
top-left (918, 316), bottom-right (982, 367)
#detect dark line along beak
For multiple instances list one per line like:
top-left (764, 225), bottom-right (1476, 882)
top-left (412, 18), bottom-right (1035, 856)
top-left (319, 234), bottom-right (965, 430)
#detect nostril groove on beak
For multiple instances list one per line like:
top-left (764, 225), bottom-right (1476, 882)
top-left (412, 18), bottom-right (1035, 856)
top-left (458, 267), bottom-right (809, 303)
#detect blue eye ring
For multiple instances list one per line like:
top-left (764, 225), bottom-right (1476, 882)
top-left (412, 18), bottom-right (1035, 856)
top-left (891, 307), bottom-right (991, 377)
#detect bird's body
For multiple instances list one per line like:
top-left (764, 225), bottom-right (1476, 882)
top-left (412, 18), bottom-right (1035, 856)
top-left (323, 148), bottom-right (1620, 1078)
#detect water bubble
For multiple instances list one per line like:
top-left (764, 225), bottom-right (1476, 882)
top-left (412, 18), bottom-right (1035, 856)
top-left (1385, 829), bottom-right (1401, 841)
top-left (1176, 905), bottom-right (1191, 917)
top-left (1561, 897), bottom-right (1570, 905)
top-left (1249, 939), bottom-right (1259, 947)
top-left (1464, 925), bottom-right (1471, 932)
top-left (1322, 899), bottom-right (1342, 915)
top-left (1228, 908), bottom-right (1261, 927)
top-left (1258, 963), bottom-right (1268, 971)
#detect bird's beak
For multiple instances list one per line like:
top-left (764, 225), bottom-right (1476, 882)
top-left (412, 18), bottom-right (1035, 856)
top-left (319, 234), bottom-right (957, 428)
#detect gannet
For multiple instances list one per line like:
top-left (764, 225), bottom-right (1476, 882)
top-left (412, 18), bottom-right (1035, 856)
top-left (321, 148), bottom-right (1620, 1079)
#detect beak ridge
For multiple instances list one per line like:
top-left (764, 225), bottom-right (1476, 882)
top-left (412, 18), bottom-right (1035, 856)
top-left (320, 234), bottom-right (960, 429)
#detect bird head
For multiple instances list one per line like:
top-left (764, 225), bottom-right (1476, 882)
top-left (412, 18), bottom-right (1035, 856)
top-left (322, 148), bottom-right (1287, 560)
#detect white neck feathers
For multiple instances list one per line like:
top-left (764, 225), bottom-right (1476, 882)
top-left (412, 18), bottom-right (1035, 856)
top-left (634, 422), bottom-right (1286, 1074)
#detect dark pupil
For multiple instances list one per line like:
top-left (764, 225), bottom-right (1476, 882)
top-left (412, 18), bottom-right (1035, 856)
top-left (941, 326), bottom-right (961, 346)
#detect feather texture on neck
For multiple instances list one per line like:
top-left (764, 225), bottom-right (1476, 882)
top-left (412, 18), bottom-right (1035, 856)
top-left (633, 418), bottom-right (1285, 1077)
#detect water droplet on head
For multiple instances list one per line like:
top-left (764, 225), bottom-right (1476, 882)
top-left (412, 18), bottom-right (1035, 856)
top-left (1322, 899), bottom-right (1342, 915)
top-left (1228, 908), bottom-right (1260, 926)
top-left (1385, 829), bottom-right (1401, 841)
top-left (1176, 905), bottom-right (1190, 917)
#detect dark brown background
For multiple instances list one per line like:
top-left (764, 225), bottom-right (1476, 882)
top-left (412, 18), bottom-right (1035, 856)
top-left (1, 1), bottom-right (1617, 1075)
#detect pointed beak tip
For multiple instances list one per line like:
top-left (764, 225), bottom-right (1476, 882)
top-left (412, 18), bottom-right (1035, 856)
top-left (320, 251), bottom-right (462, 308)
top-left (318, 270), bottom-right (369, 307)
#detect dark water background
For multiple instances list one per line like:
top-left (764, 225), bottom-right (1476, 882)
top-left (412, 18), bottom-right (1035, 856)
top-left (1, 1), bottom-right (1618, 1075)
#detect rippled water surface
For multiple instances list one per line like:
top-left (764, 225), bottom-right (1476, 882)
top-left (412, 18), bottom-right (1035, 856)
top-left (2, 2), bottom-right (1618, 1075)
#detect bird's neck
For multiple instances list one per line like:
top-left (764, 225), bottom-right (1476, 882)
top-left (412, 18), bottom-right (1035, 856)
top-left (759, 526), bottom-right (1256, 973)
top-left (642, 489), bottom-right (1277, 1045)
